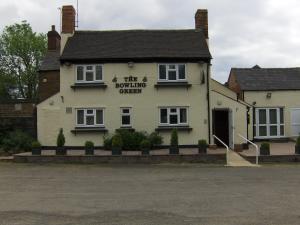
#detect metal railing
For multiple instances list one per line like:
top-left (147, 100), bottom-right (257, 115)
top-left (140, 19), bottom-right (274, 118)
top-left (238, 134), bottom-right (259, 165)
top-left (213, 135), bottom-right (229, 166)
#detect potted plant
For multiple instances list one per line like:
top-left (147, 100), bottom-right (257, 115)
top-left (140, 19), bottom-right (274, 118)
top-left (85, 141), bottom-right (94, 155)
top-left (198, 139), bottom-right (207, 154)
top-left (140, 139), bottom-right (151, 155)
top-left (169, 129), bottom-right (179, 155)
top-left (56, 128), bottom-right (66, 155)
top-left (295, 136), bottom-right (300, 154)
top-left (260, 142), bottom-right (270, 155)
top-left (112, 133), bottom-right (123, 155)
top-left (31, 141), bottom-right (42, 155)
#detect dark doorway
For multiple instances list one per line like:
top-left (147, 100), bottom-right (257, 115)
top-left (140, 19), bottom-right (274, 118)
top-left (213, 109), bottom-right (229, 146)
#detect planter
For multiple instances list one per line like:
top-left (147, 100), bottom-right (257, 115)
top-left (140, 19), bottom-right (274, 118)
top-left (295, 146), bottom-right (300, 154)
top-left (112, 147), bottom-right (122, 156)
top-left (169, 146), bottom-right (179, 155)
top-left (141, 148), bottom-right (150, 155)
top-left (32, 147), bottom-right (41, 156)
top-left (260, 147), bottom-right (270, 156)
top-left (56, 147), bottom-right (66, 156)
top-left (85, 147), bottom-right (94, 155)
top-left (198, 146), bottom-right (207, 154)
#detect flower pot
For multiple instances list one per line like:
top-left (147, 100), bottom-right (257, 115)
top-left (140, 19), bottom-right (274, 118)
top-left (260, 147), bottom-right (270, 156)
top-left (56, 147), bottom-right (66, 156)
top-left (141, 148), bottom-right (150, 155)
top-left (32, 147), bottom-right (41, 156)
top-left (85, 147), bottom-right (94, 155)
top-left (295, 146), bottom-right (300, 154)
top-left (198, 146), bottom-right (207, 154)
top-left (112, 147), bottom-right (122, 155)
top-left (169, 146), bottom-right (179, 155)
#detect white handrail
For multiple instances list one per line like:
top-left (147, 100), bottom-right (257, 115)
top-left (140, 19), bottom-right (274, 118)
top-left (213, 135), bottom-right (229, 165)
top-left (238, 134), bottom-right (259, 165)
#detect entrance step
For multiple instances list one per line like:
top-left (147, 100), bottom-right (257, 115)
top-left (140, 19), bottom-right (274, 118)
top-left (227, 150), bottom-right (259, 167)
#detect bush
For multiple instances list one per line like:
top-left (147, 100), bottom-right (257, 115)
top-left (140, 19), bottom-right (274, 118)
top-left (170, 129), bottom-right (178, 147)
top-left (112, 134), bottom-right (123, 148)
top-left (31, 141), bottom-right (41, 148)
top-left (260, 142), bottom-right (270, 150)
top-left (296, 136), bottom-right (300, 146)
top-left (103, 134), bottom-right (112, 150)
top-left (198, 139), bottom-right (207, 147)
top-left (1, 130), bottom-right (33, 153)
top-left (116, 130), bottom-right (147, 150)
top-left (140, 139), bottom-right (151, 149)
top-left (148, 132), bottom-right (163, 148)
top-left (56, 128), bottom-right (65, 147)
top-left (85, 141), bottom-right (94, 149)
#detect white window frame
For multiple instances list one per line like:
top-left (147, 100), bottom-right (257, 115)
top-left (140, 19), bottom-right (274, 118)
top-left (76, 65), bottom-right (103, 83)
top-left (158, 64), bottom-right (186, 82)
top-left (76, 108), bottom-right (105, 127)
top-left (120, 107), bottom-right (132, 127)
top-left (159, 107), bottom-right (188, 126)
top-left (254, 107), bottom-right (284, 139)
top-left (290, 108), bottom-right (300, 137)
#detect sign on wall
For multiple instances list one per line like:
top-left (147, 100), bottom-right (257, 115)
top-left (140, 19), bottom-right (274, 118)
top-left (113, 76), bottom-right (147, 94)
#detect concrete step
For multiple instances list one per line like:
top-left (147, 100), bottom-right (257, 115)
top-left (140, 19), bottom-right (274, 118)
top-left (227, 150), bottom-right (259, 167)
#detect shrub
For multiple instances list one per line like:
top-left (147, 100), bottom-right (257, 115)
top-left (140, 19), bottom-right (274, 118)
top-left (148, 132), bottom-right (163, 148)
top-left (103, 134), bottom-right (112, 150)
top-left (85, 141), bottom-right (94, 149)
top-left (112, 134), bottom-right (123, 148)
top-left (140, 139), bottom-right (151, 149)
top-left (260, 142), bottom-right (270, 150)
top-left (1, 130), bottom-right (33, 153)
top-left (31, 141), bottom-right (41, 148)
top-left (198, 139), bottom-right (207, 148)
top-left (116, 130), bottom-right (148, 150)
top-left (170, 129), bottom-right (178, 147)
top-left (296, 136), bottom-right (300, 146)
top-left (56, 128), bottom-right (65, 147)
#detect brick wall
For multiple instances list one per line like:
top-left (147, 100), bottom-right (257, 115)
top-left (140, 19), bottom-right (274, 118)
top-left (227, 72), bottom-right (243, 100)
top-left (38, 70), bottom-right (60, 103)
top-left (0, 101), bottom-right (36, 138)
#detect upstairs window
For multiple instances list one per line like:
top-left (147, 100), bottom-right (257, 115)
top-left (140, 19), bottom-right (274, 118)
top-left (159, 107), bottom-right (188, 126)
top-left (76, 108), bottom-right (104, 127)
top-left (158, 64), bottom-right (186, 81)
top-left (76, 65), bottom-right (103, 83)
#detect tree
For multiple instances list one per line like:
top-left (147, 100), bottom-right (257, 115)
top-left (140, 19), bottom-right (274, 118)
top-left (0, 21), bottom-right (47, 100)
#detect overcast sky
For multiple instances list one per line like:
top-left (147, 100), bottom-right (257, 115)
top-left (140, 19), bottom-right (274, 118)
top-left (0, 0), bottom-right (300, 82)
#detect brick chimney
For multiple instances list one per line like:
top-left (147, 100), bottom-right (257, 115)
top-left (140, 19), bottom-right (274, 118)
top-left (195, 9), bottom-right (208, 39)
top-left (62, 5), bottom-right (76, 33)
top-left (47, 25), bottom-right (61, 51)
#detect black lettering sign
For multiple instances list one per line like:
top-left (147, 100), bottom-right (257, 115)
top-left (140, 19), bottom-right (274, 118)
top-left (115, 76), bottom-right (147, 94)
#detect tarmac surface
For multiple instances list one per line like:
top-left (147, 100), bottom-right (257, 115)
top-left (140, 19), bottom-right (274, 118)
top-left (0, 163), bottom-right (299, 225)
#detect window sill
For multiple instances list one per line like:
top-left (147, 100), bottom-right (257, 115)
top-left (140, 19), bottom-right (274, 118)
top-left (71, 82), bottom-right (107, 89)
top-left (155, 126), bottom-right (192, 132)
top-left (116, 127), bottom-right (135, 132)
top-left (154, 82), bottom-right (191, 89)
top-left (71, 127), bottom-right (108, 135)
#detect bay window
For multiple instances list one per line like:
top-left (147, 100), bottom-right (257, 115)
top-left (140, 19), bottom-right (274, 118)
top-left (76, 65), bottom-right (103, 83)
top-left (159, 107), bottom-right (188, 126)
top-left (254, 108), bottom-right (284, 138)
top-left (76, 109), bottom-right (104, 127)
top-left (158, 64), bottom-right (186, 81)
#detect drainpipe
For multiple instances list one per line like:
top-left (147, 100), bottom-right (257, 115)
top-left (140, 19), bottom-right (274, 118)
top-left (207, 61), bottom-right (211, 144)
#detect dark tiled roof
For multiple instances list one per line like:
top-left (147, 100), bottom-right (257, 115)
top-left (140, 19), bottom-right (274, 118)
top-left (231, 66), bottom-right (300, 91)
top-left (60, 29), bottom-right (211, 62)
top-left (40, 50), bottom-right (60, 71)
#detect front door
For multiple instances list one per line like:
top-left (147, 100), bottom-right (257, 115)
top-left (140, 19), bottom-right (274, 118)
top-left (213, 109), bottom-right (229, 147)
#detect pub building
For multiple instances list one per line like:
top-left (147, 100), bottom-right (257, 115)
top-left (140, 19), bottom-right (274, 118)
top-left (38, 5), bottom-right (252, 150)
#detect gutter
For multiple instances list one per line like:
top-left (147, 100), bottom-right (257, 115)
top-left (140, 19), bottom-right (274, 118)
top-left (207, 61), bottom-right (211, 144)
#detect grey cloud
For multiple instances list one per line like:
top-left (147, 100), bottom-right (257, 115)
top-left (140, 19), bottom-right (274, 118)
top-left (0, 0), bottom-right (299, 83)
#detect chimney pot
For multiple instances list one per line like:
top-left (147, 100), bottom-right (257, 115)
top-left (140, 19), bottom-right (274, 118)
top-left (61, 5), bottom-right (76, 34)
top-left (195, 9), bottom-right (209, 39)
top-left (51, 25), bottom-right (55, 31)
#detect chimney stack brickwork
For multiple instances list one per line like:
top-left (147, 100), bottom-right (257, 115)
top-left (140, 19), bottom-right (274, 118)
top-left (47, 25), bottom-right (61, 51)
top-left (62, 5), bottom-right (76, 33)
top-left (195, 9), bottom-right (208, 39)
